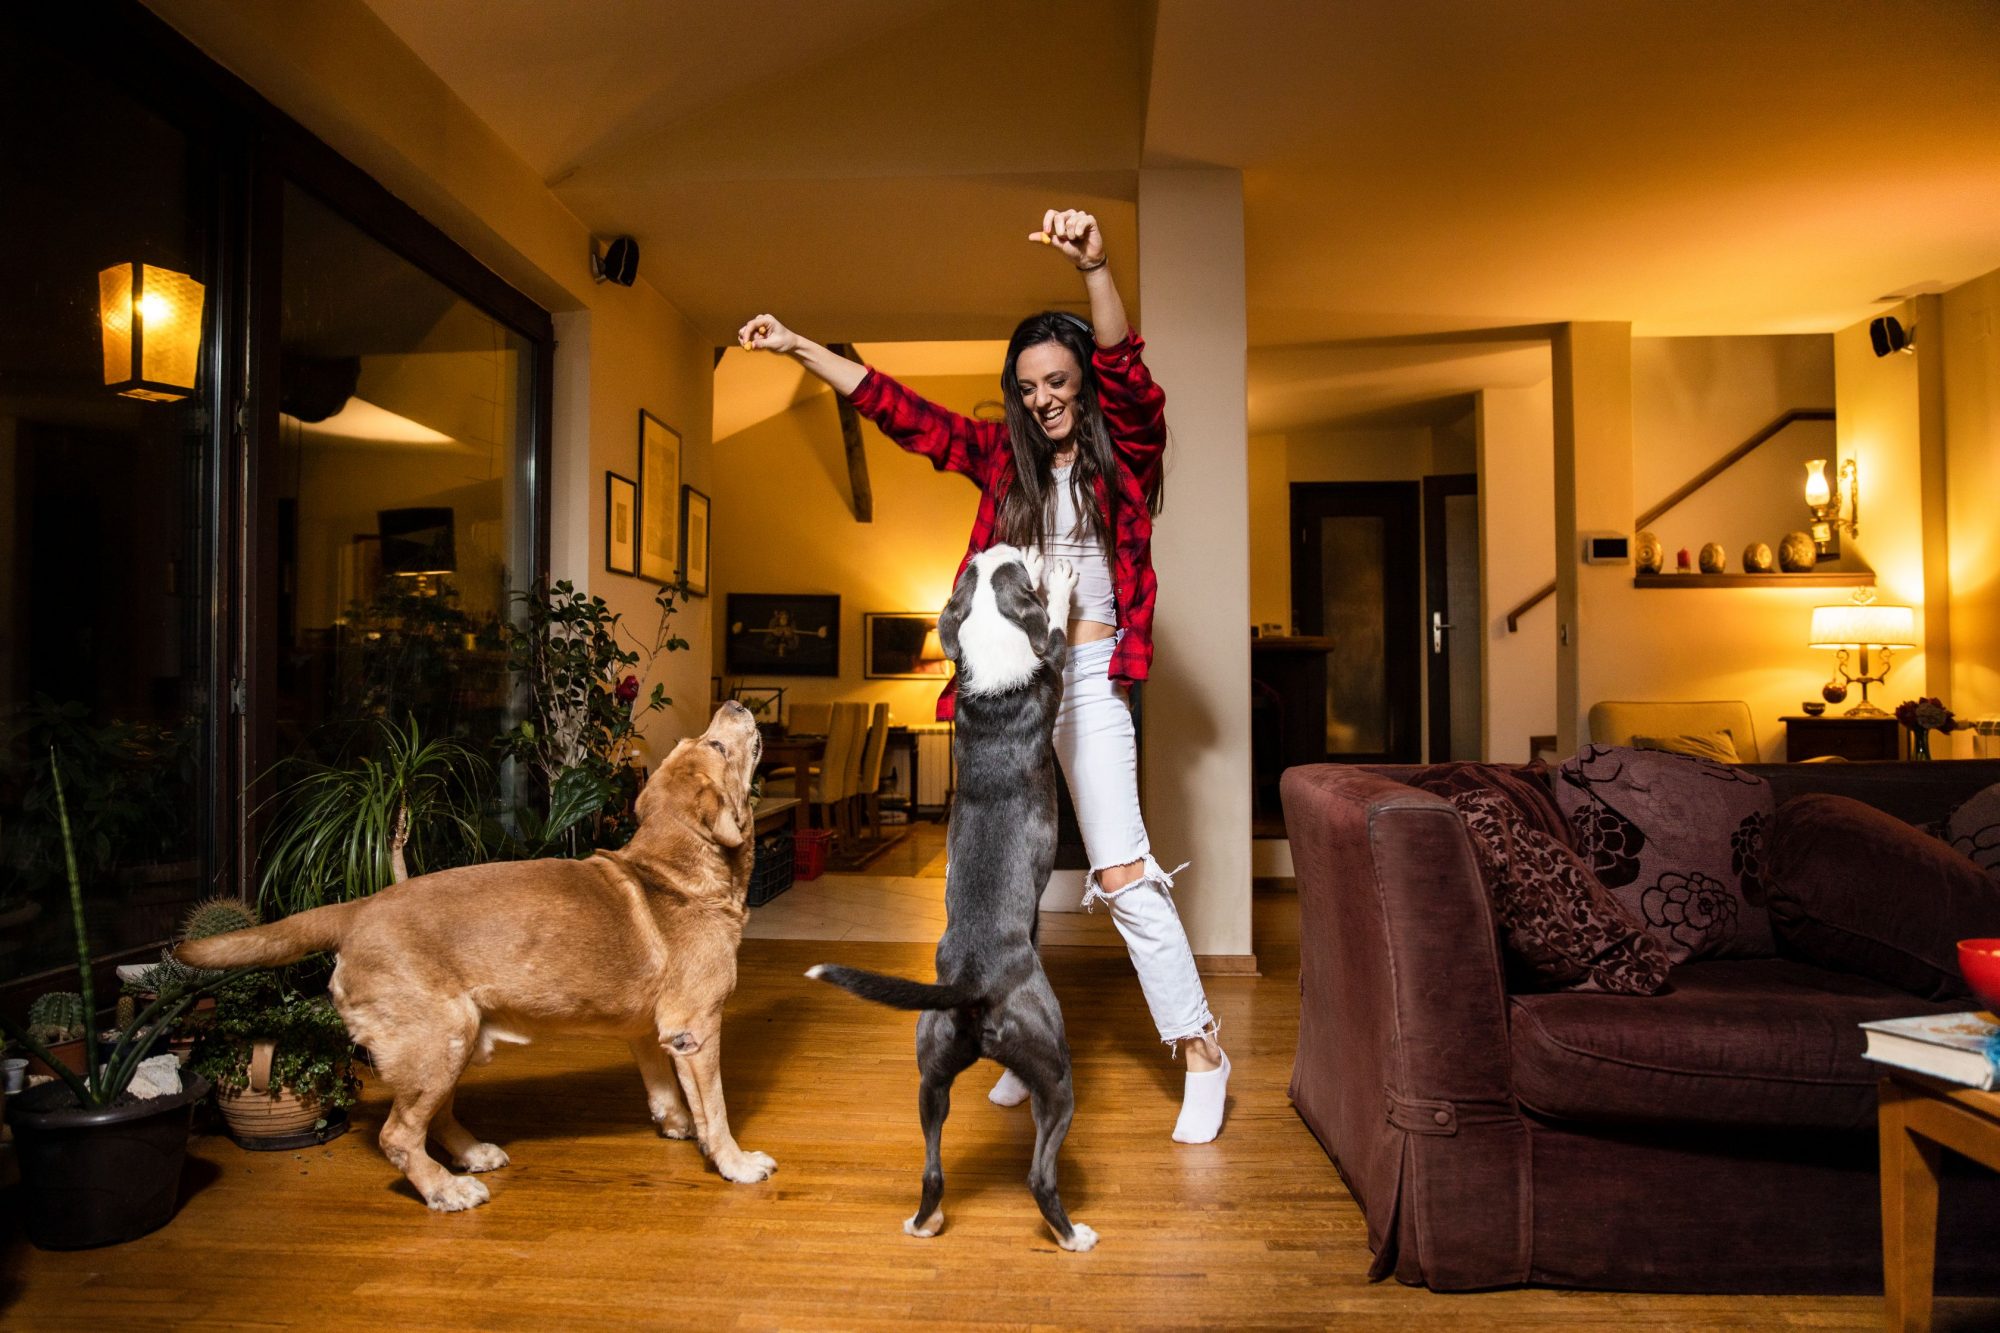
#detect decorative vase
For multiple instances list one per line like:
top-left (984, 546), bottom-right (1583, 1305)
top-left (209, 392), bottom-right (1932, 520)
top-left (1779, 531), bottom-right (1817, 573)
top-left (1699, 542), bottom-right (1726, 574)
top-left (1743, 542), bottom-right (1774, 573)
top-left (1911, 730), bottom-right (1931, 761)
top-left (1635, 530), bottom-right (1664, 575)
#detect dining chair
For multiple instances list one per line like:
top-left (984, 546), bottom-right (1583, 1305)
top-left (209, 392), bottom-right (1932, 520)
top-left (787, 701), bottom-right (832, 737)
top-left (851, 702), bottom-right (891, 842)
top-left (807, 702), bottom-right (867, 836)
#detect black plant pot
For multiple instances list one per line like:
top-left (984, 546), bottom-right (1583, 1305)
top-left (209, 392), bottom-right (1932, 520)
top-left (9, 1071), bottom-right (211, 1249)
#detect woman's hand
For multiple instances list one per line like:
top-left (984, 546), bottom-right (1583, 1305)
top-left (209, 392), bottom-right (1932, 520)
top-left (737, 313), bottom-right (802, 356)
top-left (1030, 209), bottom-right (1105, 271)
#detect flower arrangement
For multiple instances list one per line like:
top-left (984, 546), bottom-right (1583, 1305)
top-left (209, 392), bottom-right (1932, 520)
top-left (1893, 698), bottom-right (1960, 734)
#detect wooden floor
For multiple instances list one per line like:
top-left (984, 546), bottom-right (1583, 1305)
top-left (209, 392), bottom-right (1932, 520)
top-left (7, 885), bottom-right (1998, 1329)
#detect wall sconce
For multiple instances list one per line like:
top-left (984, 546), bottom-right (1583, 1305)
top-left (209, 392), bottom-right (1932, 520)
top-left (1808, 597), bottom-right (1914, 717)
top-left (98, 262), bottom-right (205, 401)
top-left (1804, 456), bottom-right (1859, 557)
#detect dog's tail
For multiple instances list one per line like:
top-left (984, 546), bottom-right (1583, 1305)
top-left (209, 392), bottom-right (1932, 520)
top-left (175, 900), bottom-right (363, 970)
top-left (806, 963), bottom-right (979, 1012)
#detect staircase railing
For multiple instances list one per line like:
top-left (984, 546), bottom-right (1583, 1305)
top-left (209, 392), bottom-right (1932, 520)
top-left (1502, 408), bottom-right (1836, 632)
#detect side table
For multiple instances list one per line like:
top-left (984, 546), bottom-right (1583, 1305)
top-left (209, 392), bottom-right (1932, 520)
top-left (1877, 1070), bottom-right (2000, 1331)
top-left (1784, 713), bottom-right (1905, 762)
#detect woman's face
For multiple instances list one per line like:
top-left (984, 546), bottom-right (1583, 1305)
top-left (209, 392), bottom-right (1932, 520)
top-left (1014, 341), bottom-right (1084, 445)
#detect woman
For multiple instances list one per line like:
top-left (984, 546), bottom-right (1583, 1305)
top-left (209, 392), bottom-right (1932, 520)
top-left (738, 209), bottom-right (1228, 1144)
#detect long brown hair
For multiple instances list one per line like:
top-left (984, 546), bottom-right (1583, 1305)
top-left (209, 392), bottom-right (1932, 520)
top-left (994, 311), bottom-right (1164, 555)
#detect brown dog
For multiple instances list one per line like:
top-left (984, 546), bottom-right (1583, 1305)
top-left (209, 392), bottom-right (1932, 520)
top-left (179, 701), bottom-right (772, 1211)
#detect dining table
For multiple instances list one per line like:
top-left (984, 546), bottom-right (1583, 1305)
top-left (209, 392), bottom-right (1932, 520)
top-left (757, 732), bottom-right (824, 832)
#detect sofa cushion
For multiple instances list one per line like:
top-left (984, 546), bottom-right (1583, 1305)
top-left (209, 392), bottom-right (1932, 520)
top-left (1510, 958), bottom-right (1961, 1132)
top-left (1555, 745), bottom-right (1776, 963)
top-left (1633, 730), bottom-right (1741, 764)
top-left (1767, 792), bottom-right (2000, 1001)
top-left (1944, 781), bottom-right (2000, 875)
top-left (1449, 790), bottom-right (1670, 995)
top-left (1401, 760), bottom-right (1571, 847)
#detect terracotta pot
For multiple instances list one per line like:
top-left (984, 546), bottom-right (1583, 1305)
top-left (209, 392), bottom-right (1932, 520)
top-left (214, 1039), bottom-right (328, 1142)
top-left (24, 1037), bottom-right (87, 1080)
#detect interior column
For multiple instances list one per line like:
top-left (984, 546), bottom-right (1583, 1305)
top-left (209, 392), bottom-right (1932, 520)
top-left (1552, 321), bottom-right (1634, 756)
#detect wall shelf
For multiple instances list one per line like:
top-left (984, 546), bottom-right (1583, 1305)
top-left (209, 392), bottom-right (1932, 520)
top-left (1632, 572), bottom-right (1876, 589)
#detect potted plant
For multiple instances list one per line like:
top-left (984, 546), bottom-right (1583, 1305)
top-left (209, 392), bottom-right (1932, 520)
top-left (118, 895), bottom-right (260, 1061)
top-left (0, 752), bottom-right (221, 1250)
top-left (20, 990), bottom-right (87, 1078)
top-left (189, 969), bottom-right (360, 1150)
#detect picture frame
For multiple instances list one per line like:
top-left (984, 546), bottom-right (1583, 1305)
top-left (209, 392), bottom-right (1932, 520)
top-left (605, 472), bottom-right (638, 576)
top-left (863, 612), bottom-right (952, 680)
top-left (637, 410), bottom-right (681, 585)
top-left (679, 485), bottom-right (710, 597)
top-left (725, 593), bottom-right (840, 677)
top-left (730, 684), bottom-right (786, 729)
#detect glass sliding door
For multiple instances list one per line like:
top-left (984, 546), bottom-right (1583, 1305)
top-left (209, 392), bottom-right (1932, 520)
top-left (268, 182), bottom-right (535, 763)
top-left (0, 24), bottom-right (222, 977)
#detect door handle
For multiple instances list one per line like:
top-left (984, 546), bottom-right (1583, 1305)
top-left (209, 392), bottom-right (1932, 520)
top-left (1431, 610), bottom-right (1452, 655)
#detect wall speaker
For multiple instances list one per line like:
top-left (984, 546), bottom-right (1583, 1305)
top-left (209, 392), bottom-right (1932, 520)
top-left (592, 235), bottom-right (640, 287)
top-left (1869, 315), bottom-right (1912, 357)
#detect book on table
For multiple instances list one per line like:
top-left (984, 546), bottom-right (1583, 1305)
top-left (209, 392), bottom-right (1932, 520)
top-left (1860, 1011), bottom-right (2000, 1091)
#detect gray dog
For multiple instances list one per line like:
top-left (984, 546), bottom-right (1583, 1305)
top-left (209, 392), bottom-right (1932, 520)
top-left (808, 544), bottom-right (1095, 1252)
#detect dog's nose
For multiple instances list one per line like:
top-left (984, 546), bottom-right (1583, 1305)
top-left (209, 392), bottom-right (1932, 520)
top-left (723, 699), bottom-right (747, 716)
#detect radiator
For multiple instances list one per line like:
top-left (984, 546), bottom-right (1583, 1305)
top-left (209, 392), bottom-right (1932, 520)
top-left (912, 724), bottom-right (953, 808)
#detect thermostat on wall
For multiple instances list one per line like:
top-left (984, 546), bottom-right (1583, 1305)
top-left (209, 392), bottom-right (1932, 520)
top-left (1582, 532), bottom-right (1631, 565)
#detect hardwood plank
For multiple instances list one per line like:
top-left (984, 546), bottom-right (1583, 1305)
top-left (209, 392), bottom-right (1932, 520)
top-left (9, 891), bottom-right (1999, 1329)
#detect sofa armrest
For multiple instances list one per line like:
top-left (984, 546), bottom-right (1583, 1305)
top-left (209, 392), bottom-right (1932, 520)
top-left (1281, 764), bottom-right (1530, 1289)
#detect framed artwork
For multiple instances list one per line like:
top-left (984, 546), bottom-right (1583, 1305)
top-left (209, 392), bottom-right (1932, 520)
top-left (605, 472), bottom-right (637, 575)
top-left (679, 485), bottom-right (710, 596)
top-left (637, 410), bottom-right (681, 585)
top-left (864, 612), bottom-right (952, 680)
top-left (731, 684), bottom-right (785, 728)
top-left (726, 593), bottom-right (840, 677)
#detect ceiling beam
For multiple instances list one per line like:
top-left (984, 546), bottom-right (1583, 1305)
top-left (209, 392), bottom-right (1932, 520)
top-left (829, 343), bottom-right (872, 524)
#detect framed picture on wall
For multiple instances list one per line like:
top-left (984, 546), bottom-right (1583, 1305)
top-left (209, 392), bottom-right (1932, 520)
top-left (731, 684), bottom-right (785, 729)
top-left (679, 485), bottom-right (710, 596)
top-left (863, 612), bottom-right (952, 679)
top-left (725, 593), bottom-right (839, 676)
top-left (605, 472), bottom-right (637, 575)
top-left (637, 410), bottom-right (681, 585)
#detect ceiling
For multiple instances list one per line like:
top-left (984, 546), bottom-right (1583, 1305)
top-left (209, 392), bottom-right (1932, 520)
top-left (364, 0), bottom-right (2000, 426)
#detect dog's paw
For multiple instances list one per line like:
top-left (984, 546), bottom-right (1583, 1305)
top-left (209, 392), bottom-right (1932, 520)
top-left (1056, 1221), bottom-right (1099, 1252)
top-left (1022, 548), bottom-right (1046, 588)
top-left (717, 1149), bottom-right (776, 1183)
top-left (904, 1208), bottom-right (944, 1239)
top-left (425, 1174), bottom-right (492, 1213)
top-left (456, 1142), bottom-right (510, 1173)
top-left (1045, 559), bottom-right (1077, 604)
top-left (656, 1120), bottom-right (696, 1141)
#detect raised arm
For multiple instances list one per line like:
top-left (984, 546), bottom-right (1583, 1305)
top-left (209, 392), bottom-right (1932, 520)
top-left (737, 312), bottom-right (1003, 481)
top-left (1030, 209), bottom-right (1129, 347)
top-left (1031, 211), bottom-right (1164, 480)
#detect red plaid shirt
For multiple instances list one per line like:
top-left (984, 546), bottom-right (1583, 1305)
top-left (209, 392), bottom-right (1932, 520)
top-left (850, 331), bottom-right (1166, 720)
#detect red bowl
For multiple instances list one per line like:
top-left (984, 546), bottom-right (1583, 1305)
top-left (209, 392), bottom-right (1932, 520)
top-left (1960, 939), bottom-right (2000, 1013)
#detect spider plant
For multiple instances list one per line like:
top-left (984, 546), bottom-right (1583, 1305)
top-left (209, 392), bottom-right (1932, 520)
top-left (0, 752), bottom-right (225, 1108)
top-left (257, 715), bottom-right (488, 918)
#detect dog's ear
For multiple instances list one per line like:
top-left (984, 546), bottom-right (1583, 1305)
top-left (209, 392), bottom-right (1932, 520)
top-left (936, 563), bottom-right (978, 664)
top-left (995, 563), bottom-right (1050, 658)
top-left (697, 773), bottom-right (747, 849)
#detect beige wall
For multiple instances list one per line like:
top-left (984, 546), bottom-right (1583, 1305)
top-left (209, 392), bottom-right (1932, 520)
top-left (707, 373), bottom-right (982, 727)
top-left (1944, 267), bottom-right (2000, 744)
top-left (145, 0), bottom-right (716, 754)
top-left (1478, 382), bottom-right (1557, 761)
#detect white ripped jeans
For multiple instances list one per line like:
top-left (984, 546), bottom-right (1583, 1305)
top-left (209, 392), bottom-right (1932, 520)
top-left (1055, 636), bottom-right (1217, 1051)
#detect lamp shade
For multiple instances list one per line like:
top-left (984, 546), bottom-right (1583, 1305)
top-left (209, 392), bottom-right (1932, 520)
top-left (918, 626), bottom-right (945, 664)
top-left (99, 262), bottom-right (205, 401)
top-left (1804, 458), bottom-right (1831, 508)
top-left (1808, 603), bottom-right (1916, 649)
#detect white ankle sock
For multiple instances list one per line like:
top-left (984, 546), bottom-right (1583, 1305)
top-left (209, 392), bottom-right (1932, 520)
top-left (1172, 1051), bottom-right (1230, 1144)
top-left (989, 1067), bottom-right (1030, 1107)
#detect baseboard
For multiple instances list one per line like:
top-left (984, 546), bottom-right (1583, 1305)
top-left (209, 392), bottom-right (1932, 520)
top-left (1196, 953), bottom-right (1259, 976)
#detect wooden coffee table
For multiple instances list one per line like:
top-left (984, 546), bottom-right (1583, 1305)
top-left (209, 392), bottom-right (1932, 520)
top-left (1877, 1069), bottom-right (2000, 1331)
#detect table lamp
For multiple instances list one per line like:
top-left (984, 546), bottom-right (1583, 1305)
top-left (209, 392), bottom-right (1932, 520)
top-left (1809, 602), bottom-right (1916, 716)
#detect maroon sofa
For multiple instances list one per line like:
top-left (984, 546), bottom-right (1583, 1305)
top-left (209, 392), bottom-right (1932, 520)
top-left (1282, 759), bottom-right (2000, 1293)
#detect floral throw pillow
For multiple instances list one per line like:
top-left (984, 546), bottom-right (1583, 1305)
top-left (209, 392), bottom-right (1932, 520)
top-left (1555, 745), bottom-right (1777, 964)
top-left (1943, 783), bottom-right (2000, 875)
top-left (1450, 790), bottom-right (1671, 995)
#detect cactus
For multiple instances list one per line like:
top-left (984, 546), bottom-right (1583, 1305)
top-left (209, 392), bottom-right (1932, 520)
top-left (181, 895), bottom-right (257, 942)
top-left (115, 994), bottom-right (137, 1031)
top-left (27, 991), bottom-right (86, 1044)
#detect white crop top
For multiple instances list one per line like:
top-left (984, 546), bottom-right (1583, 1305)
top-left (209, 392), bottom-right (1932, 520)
top-left (1044, 464), bottom-right (1118, 626)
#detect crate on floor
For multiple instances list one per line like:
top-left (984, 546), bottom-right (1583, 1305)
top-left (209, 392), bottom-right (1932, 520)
top-left (747, 827), bottom-right (795, 907)
top-left (794, 827), bottom-right (834, 882)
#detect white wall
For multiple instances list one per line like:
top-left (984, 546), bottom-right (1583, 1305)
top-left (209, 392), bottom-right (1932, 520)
top-left (1478, 382), bottom-right (1556, 761)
